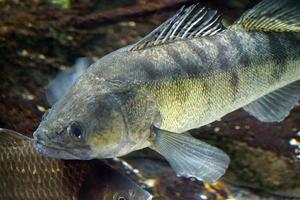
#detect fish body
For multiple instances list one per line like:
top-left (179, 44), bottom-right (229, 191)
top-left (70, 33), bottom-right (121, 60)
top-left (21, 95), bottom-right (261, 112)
top-left (34, 0), bottom-right (300, 183)
top-left (0, 130), bottom-right (152, 200)
top-left (90, 30), bottom-right (299, 133)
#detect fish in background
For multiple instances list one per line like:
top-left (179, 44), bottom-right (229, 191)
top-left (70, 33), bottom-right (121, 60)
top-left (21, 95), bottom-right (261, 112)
top-left (33, 0), bottom-right (299, 183)
top-left (0, 129), bottom-right (152, 200)
top-left (46, 58), bottom-right (93, 105)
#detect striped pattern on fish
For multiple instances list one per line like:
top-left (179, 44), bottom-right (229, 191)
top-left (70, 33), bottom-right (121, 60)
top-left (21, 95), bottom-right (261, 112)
top-left (138, 30), bottom-right (300, 132)
top-left (33, 0), bottom-right (300, 183)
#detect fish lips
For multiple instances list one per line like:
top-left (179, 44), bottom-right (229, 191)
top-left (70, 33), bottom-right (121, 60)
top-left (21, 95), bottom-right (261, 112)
top-left (34, 141), bottom-right (92, 160)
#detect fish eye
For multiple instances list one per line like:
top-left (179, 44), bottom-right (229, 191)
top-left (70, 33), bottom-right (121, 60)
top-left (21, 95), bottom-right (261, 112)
top-left (113, 193), bottom-right (128, 200)
top-left (67, 121), bottom-right (85, 141)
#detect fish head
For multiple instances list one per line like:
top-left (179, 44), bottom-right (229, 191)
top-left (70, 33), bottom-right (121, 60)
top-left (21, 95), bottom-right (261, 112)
top-left (81, 181), bottom-right (153, 200)
top-left (99, 176), bottom-right (153, 200)
top-left (79, 161), bottom-right (152, 200)
top-left (106, 188), bottom-right (153, 200)
top-left (34, 74), bottom-right (158, 159)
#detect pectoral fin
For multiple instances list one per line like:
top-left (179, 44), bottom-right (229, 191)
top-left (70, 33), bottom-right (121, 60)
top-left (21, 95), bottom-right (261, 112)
top-left (243, 81), bottom-right (300, 122)
top-left (150, 127), bottom-right (230, 183)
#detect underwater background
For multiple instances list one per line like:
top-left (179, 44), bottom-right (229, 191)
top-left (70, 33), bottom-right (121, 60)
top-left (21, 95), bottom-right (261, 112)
top-left (0, 0), bottom-right (299, 199)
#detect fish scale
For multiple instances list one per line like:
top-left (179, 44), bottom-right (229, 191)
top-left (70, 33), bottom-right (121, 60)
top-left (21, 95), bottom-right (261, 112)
top-left (0, 132), bottom-right (152, 200)
top-left (0, 141), bottom-right (88, 200)
top-left (136, 30), bottom-right (300, 132)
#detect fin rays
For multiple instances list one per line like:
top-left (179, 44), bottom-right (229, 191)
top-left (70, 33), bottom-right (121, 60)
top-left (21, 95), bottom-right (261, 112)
top-left (151, 128), bottom-right (230, 182)
top-left (130, 4), bottom-right (224, 51)
top-left (243, 81), bottom-right (300, 122)
top-left (232, 0), bottom-right (300, 32)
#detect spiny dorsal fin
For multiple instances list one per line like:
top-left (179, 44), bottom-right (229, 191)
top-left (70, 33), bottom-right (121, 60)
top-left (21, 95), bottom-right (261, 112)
top-left (231, 0), bottom-right (300, 32)
top-left (130, 4), bottom-right (224, 51)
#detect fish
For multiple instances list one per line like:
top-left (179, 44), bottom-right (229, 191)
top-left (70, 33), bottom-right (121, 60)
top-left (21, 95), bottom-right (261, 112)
top-left (33, 0), bottom-right (300, 183)
top-left (45, 57), bottom-right (93, 105)
top-left (0, 128), bottom-right (152, 200)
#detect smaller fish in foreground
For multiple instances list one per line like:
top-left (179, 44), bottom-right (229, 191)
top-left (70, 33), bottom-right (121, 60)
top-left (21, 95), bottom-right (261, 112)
top-left (0, 128), bottom-right (152, 200)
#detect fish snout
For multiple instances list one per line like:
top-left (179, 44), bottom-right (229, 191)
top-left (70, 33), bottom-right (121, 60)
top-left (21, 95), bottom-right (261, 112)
top-left (33, 127), bottom-right (50, 143)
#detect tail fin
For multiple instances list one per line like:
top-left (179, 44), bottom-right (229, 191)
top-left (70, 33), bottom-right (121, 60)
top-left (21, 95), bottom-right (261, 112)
top-left (230, 0), bottom-right (300, 33)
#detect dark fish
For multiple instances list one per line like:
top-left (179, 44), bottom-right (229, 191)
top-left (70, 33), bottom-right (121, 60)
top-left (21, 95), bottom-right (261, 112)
top-left (0, 128), bottom-right (152, 200)
top-left (33, 0), bottom-right (300, 183)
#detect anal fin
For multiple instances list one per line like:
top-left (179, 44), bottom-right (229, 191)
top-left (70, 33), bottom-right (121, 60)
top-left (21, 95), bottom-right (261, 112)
top-left (243, 81), bottom-right (300, 122)
top-left (150, 127), bottom-right (230, 183)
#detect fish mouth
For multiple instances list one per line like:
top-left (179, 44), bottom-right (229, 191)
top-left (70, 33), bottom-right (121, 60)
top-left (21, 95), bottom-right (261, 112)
top-left (34, 140), bottom-right (91, 160)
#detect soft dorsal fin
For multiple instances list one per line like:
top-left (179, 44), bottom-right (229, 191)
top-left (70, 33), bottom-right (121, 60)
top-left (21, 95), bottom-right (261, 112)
top-left (231, 0), bottom-right (300, 32)
top-left (130, 4), bottom-right (224, 51)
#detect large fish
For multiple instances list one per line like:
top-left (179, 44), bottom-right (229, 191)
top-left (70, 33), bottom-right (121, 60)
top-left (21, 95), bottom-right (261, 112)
top-left (33, 0), bottom-right (300, 183)
top-left (0, 129), bottom-right (152, 200)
